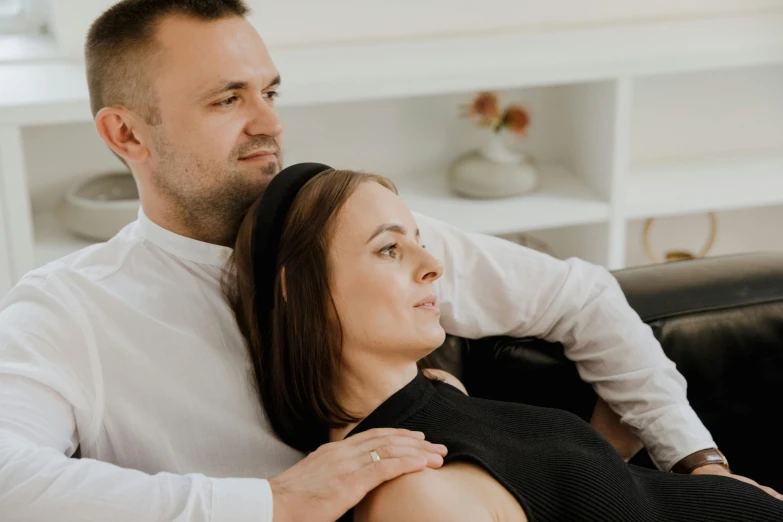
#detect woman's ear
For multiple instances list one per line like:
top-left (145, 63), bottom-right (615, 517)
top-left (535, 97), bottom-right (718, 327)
top-left (280, 267), bottom-right (288, 302)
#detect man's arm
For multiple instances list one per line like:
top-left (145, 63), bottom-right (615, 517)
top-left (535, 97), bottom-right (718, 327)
top-left (1, 274), bottom-right (448, 522)
top-left (0, 276), bottom-right (271, 522)
top-left (0, 375), bottom-right (271, 522)
top-left (415, 212), bottom-right (715, 471)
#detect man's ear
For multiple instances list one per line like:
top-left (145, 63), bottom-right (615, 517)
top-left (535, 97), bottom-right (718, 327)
top-left (280, 266), bottom-right (288, 302)
top-left (94, 106), bottom-right (150, 164)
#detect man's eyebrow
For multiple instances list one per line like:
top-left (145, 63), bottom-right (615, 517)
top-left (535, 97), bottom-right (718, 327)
top-left (268, 75), bottom-right (282, 89)
top-left (367, 224), bottom-right (420, 243)
top-left (198, 75), bottom-right (282, 102)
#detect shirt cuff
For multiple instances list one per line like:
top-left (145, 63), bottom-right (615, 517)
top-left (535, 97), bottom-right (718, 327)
top-left (638, 405), bottom-right (717, 472)
top-left (211, 477), bottom-right (273, 522)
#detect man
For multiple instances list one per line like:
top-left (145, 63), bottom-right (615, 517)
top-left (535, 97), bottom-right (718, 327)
top-left (0, 1), bottom-right (778, 521)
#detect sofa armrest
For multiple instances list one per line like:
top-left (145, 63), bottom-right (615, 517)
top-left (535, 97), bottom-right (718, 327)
top-left (614, 252), bottom-right (783, 322)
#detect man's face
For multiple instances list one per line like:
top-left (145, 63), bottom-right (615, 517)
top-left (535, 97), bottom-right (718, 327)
top-left (144, 15), bottom-right (283, 243)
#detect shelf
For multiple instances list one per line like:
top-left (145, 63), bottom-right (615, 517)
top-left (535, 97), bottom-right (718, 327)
top-left (625, 151), bottom-right (783, 219)
top-left (397, 164), bottom-right (610, 235)
top-left (34, 212), bottom-right (98, 268)
top-left (32, 164), bottom-right (607, 265)
top-left (2, 12), bottom-right (783, 125)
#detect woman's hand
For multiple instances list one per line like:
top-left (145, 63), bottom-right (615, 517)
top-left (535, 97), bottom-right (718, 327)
top-left (691, 465), bottom-right (783, 501)
top-left (268, 428), bottom-right (448, 522)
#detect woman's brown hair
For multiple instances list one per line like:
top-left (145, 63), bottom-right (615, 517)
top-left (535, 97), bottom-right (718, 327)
top-left (223, 169), bottom-right (397, 453)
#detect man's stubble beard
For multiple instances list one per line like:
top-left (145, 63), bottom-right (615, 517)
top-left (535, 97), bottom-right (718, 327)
top-left (151, 130), bottom-right (281, 246)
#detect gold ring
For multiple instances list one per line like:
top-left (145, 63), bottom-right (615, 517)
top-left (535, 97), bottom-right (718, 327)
top-left (369, 450), bottom-right (381, 463)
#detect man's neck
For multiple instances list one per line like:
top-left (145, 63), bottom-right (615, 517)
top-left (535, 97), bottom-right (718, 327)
top-left (141, 196), bottom-right (233, 247)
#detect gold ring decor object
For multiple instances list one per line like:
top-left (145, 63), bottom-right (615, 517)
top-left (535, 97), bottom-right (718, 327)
top-left (642, 212), bottom-right (718, 264)
top-left (369, 450), bottom-right (381, 463)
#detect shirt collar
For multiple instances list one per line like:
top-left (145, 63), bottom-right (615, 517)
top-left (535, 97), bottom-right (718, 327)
top-left (137, 207), bottom-right (233, 267)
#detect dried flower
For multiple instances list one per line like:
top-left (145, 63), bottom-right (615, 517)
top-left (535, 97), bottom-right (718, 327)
top-left (500, 105), bottom-right (531, 135)
top-left (461, 92), bottom-right (532, 136)
top-left (464, 91), bottom-right (499, 127)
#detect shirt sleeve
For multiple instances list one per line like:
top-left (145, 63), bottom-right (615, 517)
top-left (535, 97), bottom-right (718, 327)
top-left (415, 212), bottom-right (716, 471)
top-left (0, 273), bottom-right (274, 522)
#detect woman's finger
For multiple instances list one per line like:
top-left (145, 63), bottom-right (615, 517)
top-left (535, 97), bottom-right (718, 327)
top-left (344, 428), bottom-right (425, 446)
top-left (364, 442), bottom-right (444, 467)
top-left (357, 434), bottom-right (448, 458)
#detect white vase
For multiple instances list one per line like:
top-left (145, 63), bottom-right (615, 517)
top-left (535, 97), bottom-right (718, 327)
top-left (449, 133), bottom-right (538, 199)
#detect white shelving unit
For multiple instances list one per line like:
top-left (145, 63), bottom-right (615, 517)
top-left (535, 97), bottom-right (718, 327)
top-left (33, 212), bottom-right (95, 268)
top-left (1, 11), bottom-right (783, 296)
top-left (398, 165), bottom-right (610, 235)
top-left (626, 151), bottom-right (783, 219)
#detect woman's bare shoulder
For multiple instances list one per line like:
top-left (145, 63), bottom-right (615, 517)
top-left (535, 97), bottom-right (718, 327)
top-left (424, 368), bottom-right (468, 395)
top-left (354, 467), bottom-right (492, 522)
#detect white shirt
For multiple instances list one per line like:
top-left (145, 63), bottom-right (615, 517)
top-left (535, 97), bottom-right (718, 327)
top-left (0, 208), bottom-right (715, 522)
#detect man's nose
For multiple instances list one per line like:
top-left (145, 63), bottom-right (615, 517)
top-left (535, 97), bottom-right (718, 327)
top-left (244, 93), bottom-right (283, 137)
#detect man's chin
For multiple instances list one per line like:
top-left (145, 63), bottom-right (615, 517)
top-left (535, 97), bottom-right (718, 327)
top-left (239, 159), bottom-right (280, 180)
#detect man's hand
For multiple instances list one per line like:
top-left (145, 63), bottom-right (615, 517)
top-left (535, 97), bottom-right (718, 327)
top-left (691, 464), bottom-right (783, 501)
top-left (269, 428), bottom-right (448, 522)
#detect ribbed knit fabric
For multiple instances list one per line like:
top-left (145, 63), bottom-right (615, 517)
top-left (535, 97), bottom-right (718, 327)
top-left (344, 372), bottom-right (783, 521)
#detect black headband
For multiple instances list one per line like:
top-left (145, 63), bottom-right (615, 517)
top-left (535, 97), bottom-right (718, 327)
top-left (251, 162), bottom-right (332, 331)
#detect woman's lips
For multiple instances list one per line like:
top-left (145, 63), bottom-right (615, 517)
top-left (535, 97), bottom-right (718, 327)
top-left (415, 303), bottom-right (440, 313)
top-left (414, 296), bottom-right (439, 313)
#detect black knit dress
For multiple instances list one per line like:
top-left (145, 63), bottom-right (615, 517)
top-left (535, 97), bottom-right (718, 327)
top-left (344, 372), bottom-right (783, 521)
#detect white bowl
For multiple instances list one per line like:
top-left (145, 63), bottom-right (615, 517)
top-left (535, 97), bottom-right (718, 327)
top-left (60, 172), bottom-right (140, 241)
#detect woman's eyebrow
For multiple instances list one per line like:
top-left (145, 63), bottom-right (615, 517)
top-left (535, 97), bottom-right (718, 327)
top-left (366, 224), bottom-right (420, 243)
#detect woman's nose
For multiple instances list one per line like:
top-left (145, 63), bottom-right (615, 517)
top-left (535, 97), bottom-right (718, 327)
top-left (418, 249), bottom-right (444, 283)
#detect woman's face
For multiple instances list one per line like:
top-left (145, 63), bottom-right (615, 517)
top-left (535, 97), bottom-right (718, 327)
top-left (328, 182), bottom-right (446, 364)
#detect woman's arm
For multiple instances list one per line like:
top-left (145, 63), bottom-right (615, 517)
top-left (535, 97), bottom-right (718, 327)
top-left (354, 467), bottom-right (492, 522)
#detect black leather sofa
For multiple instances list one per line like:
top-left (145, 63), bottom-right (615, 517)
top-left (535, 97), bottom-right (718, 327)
top-left (423, 252), bottom-right (783, 490)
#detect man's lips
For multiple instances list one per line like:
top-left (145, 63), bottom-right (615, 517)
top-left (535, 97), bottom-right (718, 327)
top-left (239, 151), bottom-right (277, 161)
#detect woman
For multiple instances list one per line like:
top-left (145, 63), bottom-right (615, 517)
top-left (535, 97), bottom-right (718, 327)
top-left (223, 163), bottom-right (783, 521)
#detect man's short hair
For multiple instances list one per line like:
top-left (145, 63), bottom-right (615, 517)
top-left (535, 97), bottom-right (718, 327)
top-left (85, 0), bottom-right (250, 124)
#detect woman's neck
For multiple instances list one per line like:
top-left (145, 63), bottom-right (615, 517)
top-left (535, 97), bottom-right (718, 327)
top-left (330, 357), bottom-right (419, 442)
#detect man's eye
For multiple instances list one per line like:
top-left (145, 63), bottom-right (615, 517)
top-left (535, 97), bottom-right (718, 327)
top-left (264, 91), bottom-right (280, 101)
top-left (215, 96), bottom-right (238, 107)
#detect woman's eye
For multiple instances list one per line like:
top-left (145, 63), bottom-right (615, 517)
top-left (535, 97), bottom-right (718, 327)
top-left (379, 243), bottom-right (399, 258)
top-left (216, 96), bottom-right (238, 107)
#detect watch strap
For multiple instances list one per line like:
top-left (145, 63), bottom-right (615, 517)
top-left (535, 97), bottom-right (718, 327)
top-left (671, 448), bottom-right (730, 474)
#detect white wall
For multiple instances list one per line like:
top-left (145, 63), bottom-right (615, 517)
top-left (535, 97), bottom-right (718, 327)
top-left (51, 0), bottom-right (783, 57)
top-left (630, 66), bottom-right (783, 163)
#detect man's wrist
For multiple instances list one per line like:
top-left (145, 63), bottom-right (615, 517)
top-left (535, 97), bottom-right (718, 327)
top-left (671, 448), bottom-right (730, 474)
